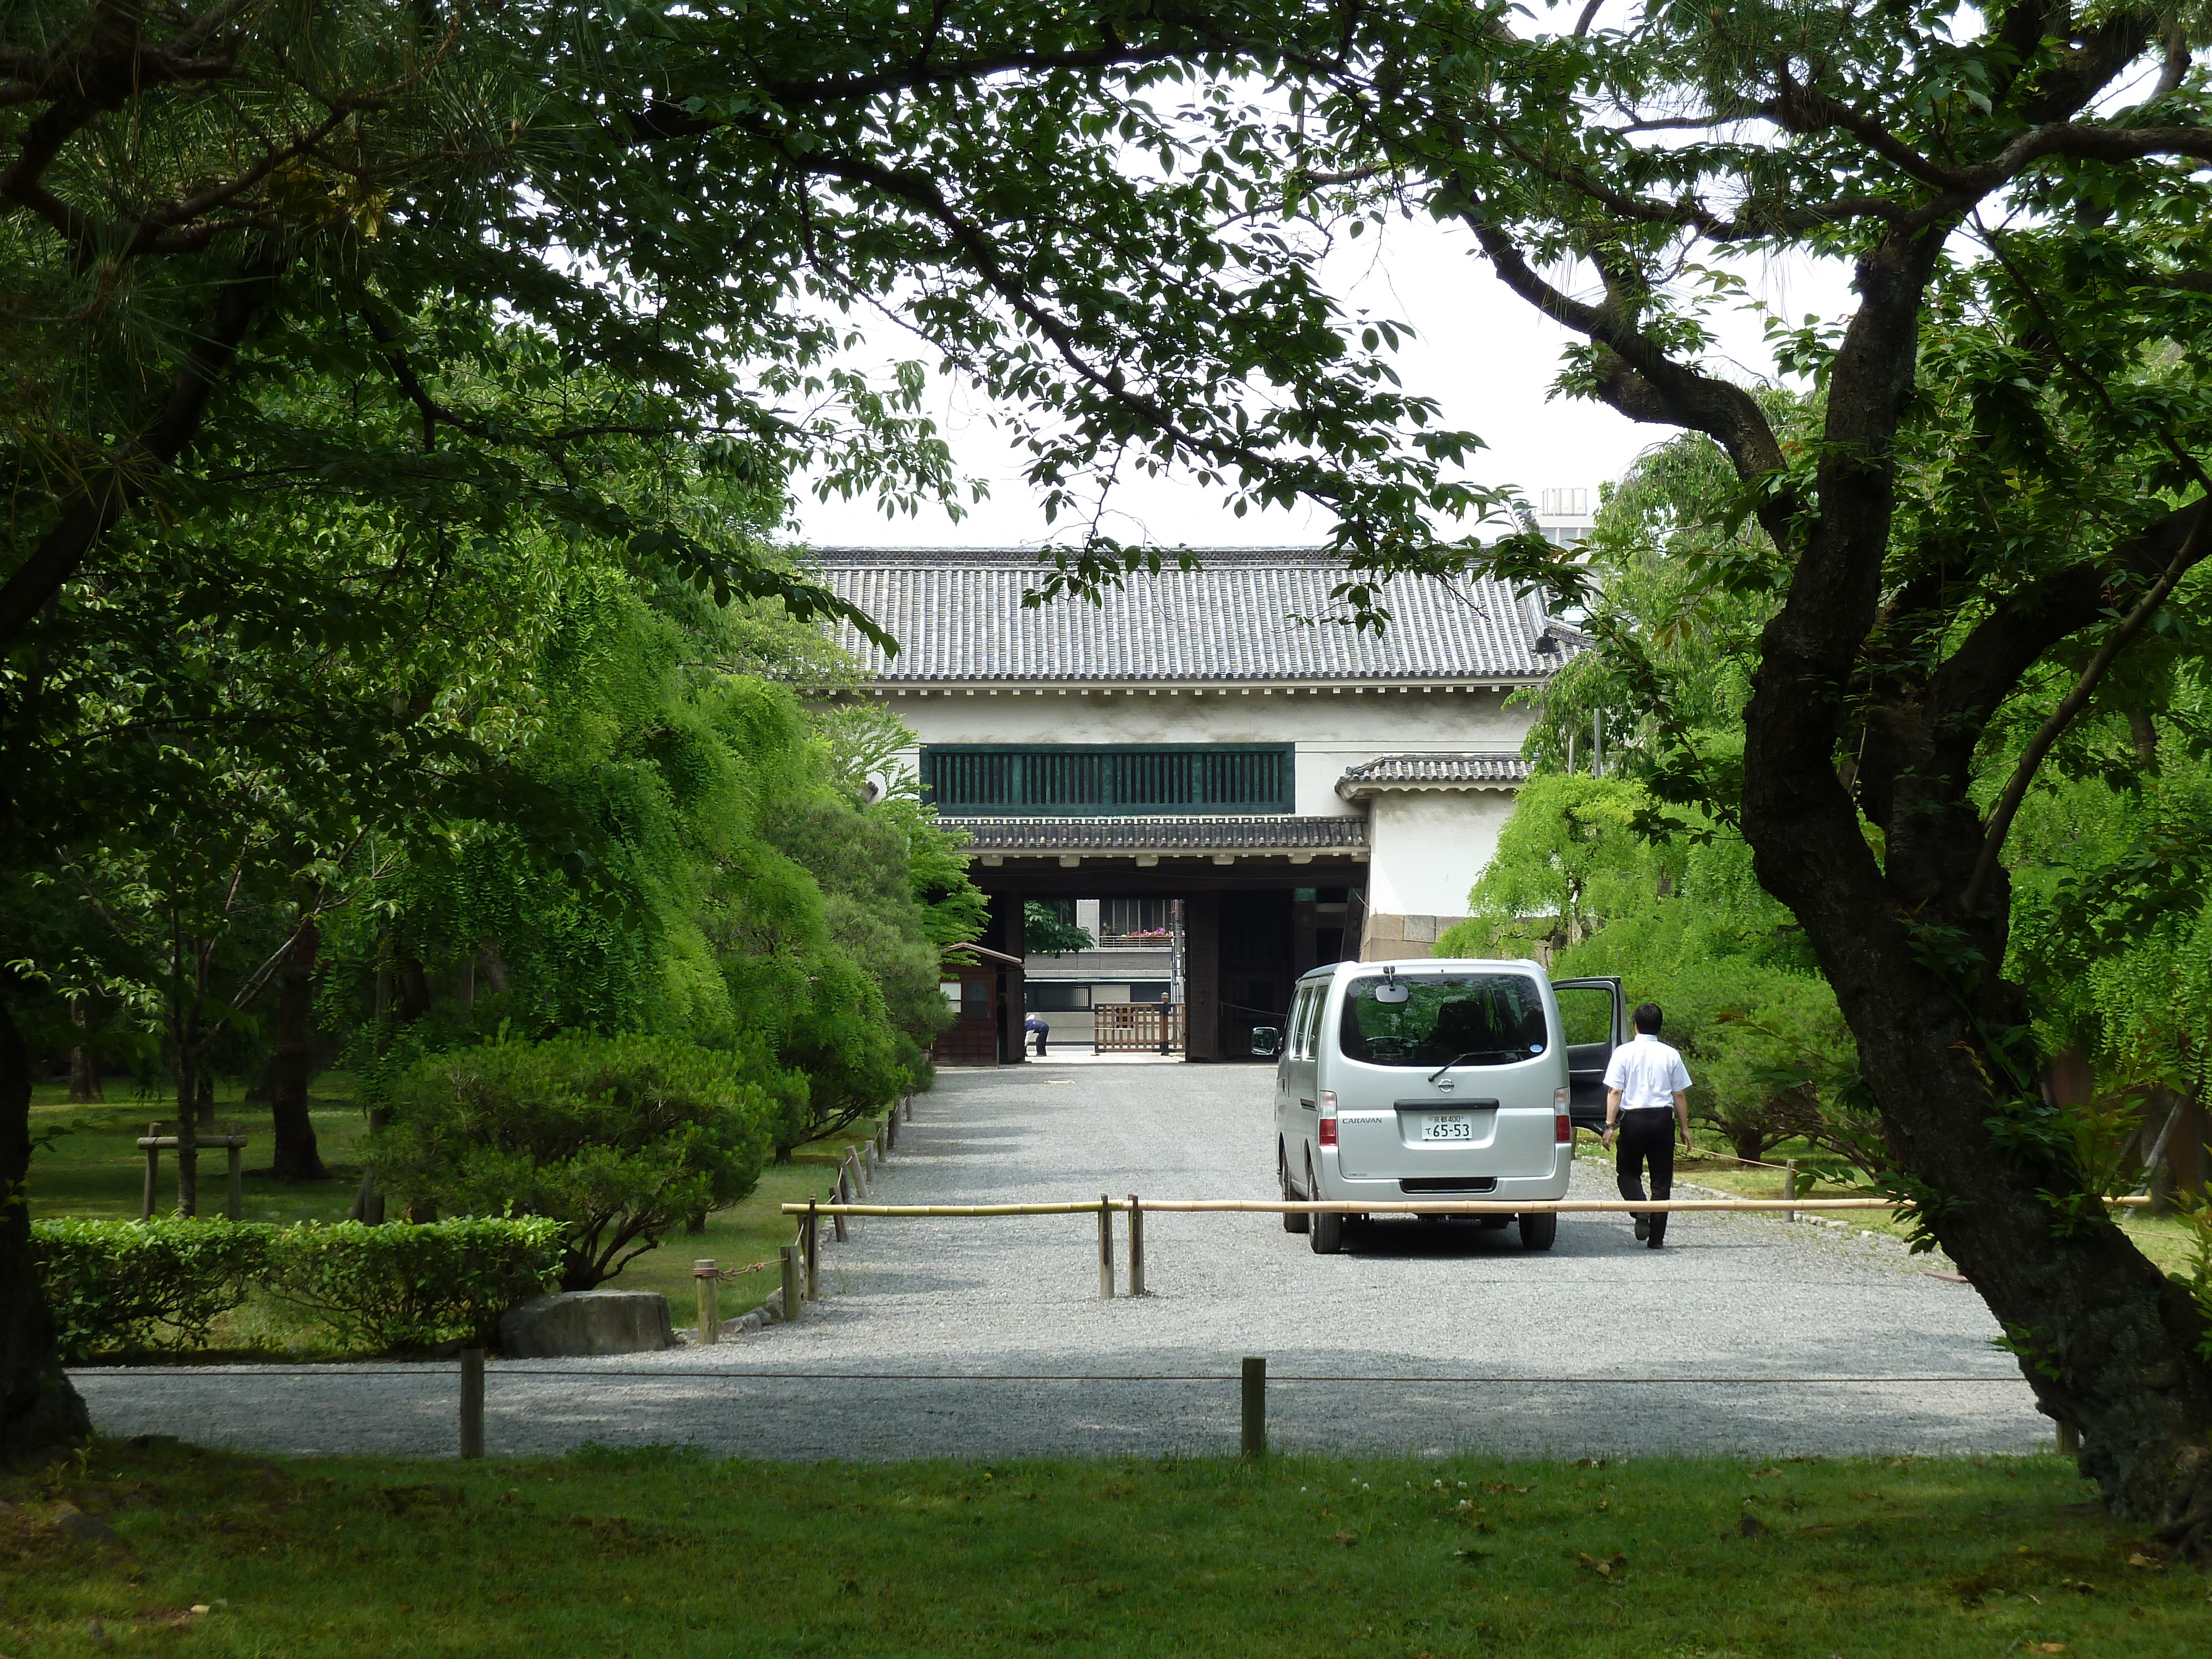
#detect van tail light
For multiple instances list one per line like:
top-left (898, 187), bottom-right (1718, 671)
top-left (1318, 1091), bottom-right (1338, 1146)
top-left (1319, 1120), bottom-right (1338, 1146)
top-left (1555, 1113), bottom-right (1572, 1144)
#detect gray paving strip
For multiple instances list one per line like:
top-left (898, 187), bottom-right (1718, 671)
top-left (76, 1062), bottom-right (2045, 1462)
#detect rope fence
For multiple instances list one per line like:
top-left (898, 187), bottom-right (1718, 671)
top-left (65, 1358), bottom-right (2042, 1464)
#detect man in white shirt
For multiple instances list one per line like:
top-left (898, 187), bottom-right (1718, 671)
top-left (1600, 1003), bottom-right (1694, 1249)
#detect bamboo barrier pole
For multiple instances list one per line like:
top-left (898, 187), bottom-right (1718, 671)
top-left (805, 1202), bottom-right (820, 1300)
top-left (1097, 1192), bottom-right (1114, 1299)
top-left (1128, 1194), bottom-right (1145, 1297)
top-left (781, 1196), bottom-right (2151, 1217)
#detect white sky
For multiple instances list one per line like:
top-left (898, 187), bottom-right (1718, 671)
top-left (794, 213), bottom-right (1859, 550)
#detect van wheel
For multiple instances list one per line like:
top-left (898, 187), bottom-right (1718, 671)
top-left (1517, 1211), bottom-right (1558, 1251)
top-left (1309, 1161), bottom-right (1344, 1255)
top-left (1280, 1149), bottom-right (1308, 1233)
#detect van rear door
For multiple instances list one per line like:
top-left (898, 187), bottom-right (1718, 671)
top-left (1550, 977), bottom-right (1625, 1131)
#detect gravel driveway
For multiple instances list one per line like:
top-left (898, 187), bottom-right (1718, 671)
top-left (76, 1060), bottom-right (2047, 1462)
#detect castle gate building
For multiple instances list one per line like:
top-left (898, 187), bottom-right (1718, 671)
top-left (817, 547), bottom-right (1579, 1062)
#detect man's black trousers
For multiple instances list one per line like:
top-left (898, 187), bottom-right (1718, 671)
top-left (1614, 1110), bottom-right (1676, 1243)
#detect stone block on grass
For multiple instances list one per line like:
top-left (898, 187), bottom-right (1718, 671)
top-left (498, 1290), bottom-right (676, 1358)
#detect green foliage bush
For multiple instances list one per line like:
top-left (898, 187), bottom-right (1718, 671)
top-left (30, 1218), bottom-right (277, 1361)
top-left (269, 1217), bottom-right (566, 1352)
top-left (378, 1031), bottom-right (773, 1289)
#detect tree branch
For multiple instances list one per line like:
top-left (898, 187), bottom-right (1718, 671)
top-left (1459, 213), bottom-right (1788, 486)
top-left (1962, 504), bottom-right (2209, 913)
top-left (0, 241), bottom-right (286, 649)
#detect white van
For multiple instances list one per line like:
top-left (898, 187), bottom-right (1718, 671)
top-left (1253, 961), bottom-right (1624, 1254)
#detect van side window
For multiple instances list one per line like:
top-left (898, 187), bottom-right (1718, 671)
top-left (1296, 985), bottom-right (1322, 1059)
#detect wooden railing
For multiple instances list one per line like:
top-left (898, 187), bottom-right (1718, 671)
top-left (1094, 1001), bottom-right (1183, 1054)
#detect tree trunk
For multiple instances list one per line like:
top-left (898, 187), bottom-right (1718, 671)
top-left (171, 1042), bottom-right (200, 1217)
top-left (66, 997), bottom-right (102, 1103)
top-left (1741, 681), bottom-right (2212, 1552)
top-left (267, 918), bottom-right (327, 1182)
top-left (192, 1073), bottom-right (214, 1130)
top-left (0, 990), bottom-right (92, 1463)
top-left (1730, 1126), bottom-right (1764, 1167)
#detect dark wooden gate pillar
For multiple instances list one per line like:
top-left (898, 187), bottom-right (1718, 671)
top-left (999, 891), bottom-right (1027, 1065)
top-left (1183, 893), bottom-right (1220, 1061)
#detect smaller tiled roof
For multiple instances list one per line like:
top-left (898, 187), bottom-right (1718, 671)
top-left (943, 815), bottom-right (1368, 853)
top-left (1335, 753), bottom-right (1532, 796)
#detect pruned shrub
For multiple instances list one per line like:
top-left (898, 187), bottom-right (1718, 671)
top-left (376, 1031), bottom-right (773, 1288)
top-left (30, 1219), bottom-right (277, 1359)
top-left (269, 1216), bottom-right (566, 1351)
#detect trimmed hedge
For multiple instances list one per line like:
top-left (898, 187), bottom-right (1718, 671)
top-left (32, 1218), bottom-right (278, 1360)
top-left (271, 1216), bottom-right (566, 1351)
top-left (29, 1216), bottom-right (565, 1359)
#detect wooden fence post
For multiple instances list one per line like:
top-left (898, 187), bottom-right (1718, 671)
top-left (2056, 1420), bottom-right (2081, 1459)
top-left (780, 1244), bottom-right (802, 1322)
top-left (459, 1349), bottom-right (486, 1460)
top-left (1241, 1356), bottom-right (1266, 1458)
top-left (885, 1110), bottom-right (898, 1151)
top-left (833, 1170), bottom-right (850, 1242)
top-left (904, 1094), bottom-right (914, 1123)
top-left (1098, 1194), bottom-right (1114, 1299)
top-left (805, 1202), bottom-right (819, 1300)
top-left (1783, 1160), bottom-right (1797, 1224)
top-left (1128, 1194), bottom-right (1145, 1296)
top-left (226, 1124), bottom-right (244, 1222)
top-left (142, 1124), bottom-right (160, 1220)
top-left (695, 1260), bottom-right (719, 1344)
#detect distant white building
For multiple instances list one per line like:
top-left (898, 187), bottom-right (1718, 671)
top-left (815, 547), bottom-right (1582, 1061)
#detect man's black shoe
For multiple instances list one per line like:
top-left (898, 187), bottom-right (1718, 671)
top-left (1633, 1215), bottom-right (1650, 1241)
top-left (1646, 1235), bottom-right (1665, 1249)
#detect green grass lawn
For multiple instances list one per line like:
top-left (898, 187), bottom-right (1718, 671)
top-left (3, 1440), bottom-right (2201, 1658)
top-left (27, 1078), bottom-right (894, 1357)
top-left (1585, 1135), bottom-right (2201, 1277)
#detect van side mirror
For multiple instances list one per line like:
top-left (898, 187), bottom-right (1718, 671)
top-left (1250, 1026), bottom-right (1281, 1058)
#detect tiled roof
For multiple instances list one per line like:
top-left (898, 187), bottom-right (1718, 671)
top-left (1335, 753), bottom-right (1533, 795)
top-left (942, 815), bottom-right (1369, 852)
top-left (812, 546), bottom-right (1574, 684)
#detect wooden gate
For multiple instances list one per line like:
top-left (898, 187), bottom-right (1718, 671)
top-left (1094, 1002), bottom-right (1185, 1055)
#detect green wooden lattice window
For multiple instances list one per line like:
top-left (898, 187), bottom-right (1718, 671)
top-left (922, 744), bottom-right (1293, 816)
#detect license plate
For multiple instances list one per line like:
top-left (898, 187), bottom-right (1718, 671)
top-left (1422, 1114), bottom-right (1473, 1141)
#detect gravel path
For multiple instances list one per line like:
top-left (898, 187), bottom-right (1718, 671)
top-left (77, 1061), bottom-right (2047, 1462)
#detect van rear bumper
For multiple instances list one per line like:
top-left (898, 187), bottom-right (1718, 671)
top-left (1313, 1146), bottom-right (1572, 1205)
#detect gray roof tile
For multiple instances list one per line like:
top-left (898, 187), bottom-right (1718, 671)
top-left (813, 547), bottom-right (1573, 684)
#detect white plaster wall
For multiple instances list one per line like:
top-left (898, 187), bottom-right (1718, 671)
top-left (864, 687), bottom-right (1535, 817)
top-left (1365, 790), bottom-right (1519, 916)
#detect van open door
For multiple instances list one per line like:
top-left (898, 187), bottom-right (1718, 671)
top-left (1550, 977), bottom-right (1625, 1132)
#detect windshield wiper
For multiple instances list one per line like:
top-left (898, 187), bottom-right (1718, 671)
top-left (1426, 1049), bottom-right (1514, 1083)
